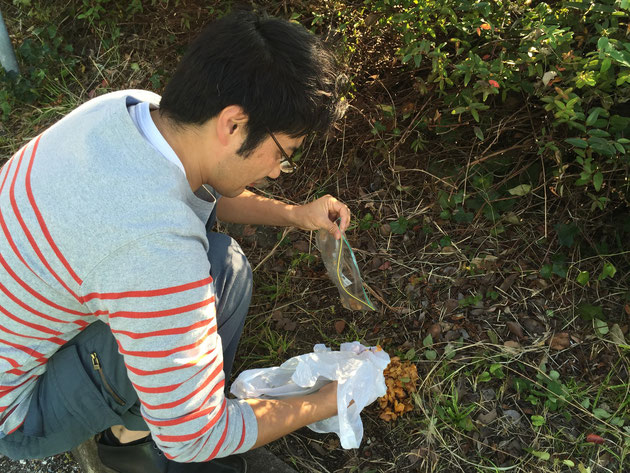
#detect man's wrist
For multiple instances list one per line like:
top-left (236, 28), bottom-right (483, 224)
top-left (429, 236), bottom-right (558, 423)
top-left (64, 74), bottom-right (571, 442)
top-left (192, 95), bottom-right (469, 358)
top-left (285, 203), bottom-right (301, 228)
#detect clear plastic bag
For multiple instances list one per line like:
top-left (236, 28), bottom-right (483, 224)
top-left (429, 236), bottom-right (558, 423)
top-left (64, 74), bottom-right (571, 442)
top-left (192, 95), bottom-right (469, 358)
top-left (230, 342), bottom-right (390, 449)
top-left (316, 225), bottom-right (376, 311)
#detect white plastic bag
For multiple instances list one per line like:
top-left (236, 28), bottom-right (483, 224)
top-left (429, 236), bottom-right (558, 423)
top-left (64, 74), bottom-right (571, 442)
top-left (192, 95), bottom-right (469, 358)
top-left (230, 342), bottom-right (390, 449)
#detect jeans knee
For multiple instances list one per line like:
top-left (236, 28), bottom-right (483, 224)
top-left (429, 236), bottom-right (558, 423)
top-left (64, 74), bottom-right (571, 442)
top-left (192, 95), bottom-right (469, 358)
top-left (207, 232), bottom-right (252, 304)
top-left (228, 238), bottom-right (252, 299)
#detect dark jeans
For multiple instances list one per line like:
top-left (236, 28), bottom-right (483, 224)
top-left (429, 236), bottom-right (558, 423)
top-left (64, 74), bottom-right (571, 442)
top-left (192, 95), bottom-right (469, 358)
top-left (0, 231), bottom-right (252, 460)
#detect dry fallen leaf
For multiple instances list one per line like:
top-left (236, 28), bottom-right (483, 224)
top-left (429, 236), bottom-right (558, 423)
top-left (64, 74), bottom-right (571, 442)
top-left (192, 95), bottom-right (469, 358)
top-left (428, 323), bottom-right (442, 339)
top-left (242, 225), bottom-right (257, 237)
top-left (549, 332), bottom-right (571, 350)
top-left (334, 320), bottom-right (346, 334)
top-left (499, 274), bottom-right (518, 292)
top-left (292, 240), bottom-right (309, 253)
top-left (378, 261), bottom-right (391, 271)
top-left (506, 321), bottom-right (524, 339)
top-left (586, 433), bottom-right (605, 445)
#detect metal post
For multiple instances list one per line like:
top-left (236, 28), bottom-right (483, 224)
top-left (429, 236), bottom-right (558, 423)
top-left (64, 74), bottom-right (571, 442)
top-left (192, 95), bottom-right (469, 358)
top-left (0, 9), bottom-right (19, 74)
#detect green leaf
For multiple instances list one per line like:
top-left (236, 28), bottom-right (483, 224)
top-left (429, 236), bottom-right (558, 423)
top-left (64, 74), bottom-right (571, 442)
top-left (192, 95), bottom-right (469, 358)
top-left (598, 261), bottom-right (616, 280)
top-left (593, 407), bottom-right (611, 419)
top-left (578, 463), bottom-right (591, 473)
top-left (531, 415), bottom-right (546, 426)
top-left (586, 110), bottom-right (601, 126)
top-left (376, 104), bottom-right (394, 114)
top-left (563, 460), bottom-right (575, 467)
top-left (424, 349), bottom-right (437, 360)
top-left (489, 363), bottom-right (505, 379)
top-left (594, 318), bottom-right (609, 336)
top-left (507, 184), bottom-right (532, 196)
top-left (453, 209), bottom-right (474, 223)
top-left (614, 142), bottom-right (626, 154)
top-left (529, 450), bottom-right (551, 461)
top-left (478, 371), bottom-right (491, 382)
top-left (444, 343), bottom-right (456, 360)
top-left (577, 303), bottom-right (604, 321)
top-left (611, 416), bottom-right (625, 427)
top-left (423, 334), bottom-right (433, 347)
top-left (390, 217), bottom-right (409, 234)
top-left (555, 222), bottom-right (579, 247)
top-left (588, 129), bottom-right (610, 138)
top-left (540, 264), bottom-right (553, 279)
top-left (600, 58), bottom-right (612, 74)
top-left (405, 348), bottom-right (416, 360)
top-left (474, 126), bottom-right (484, 140)
top-left (610, 324), bottom-right (627, 346)
top-left (576, 271), bottom-right (590, 285)
top-left (565, 137), bottom-right (588, 149)
top-left (592, 172), bottom-right (603, 191)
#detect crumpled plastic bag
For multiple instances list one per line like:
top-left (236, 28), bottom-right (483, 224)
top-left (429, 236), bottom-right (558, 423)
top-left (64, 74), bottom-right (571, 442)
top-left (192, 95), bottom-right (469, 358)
top-left (230, 342), bottom-right (390, 449)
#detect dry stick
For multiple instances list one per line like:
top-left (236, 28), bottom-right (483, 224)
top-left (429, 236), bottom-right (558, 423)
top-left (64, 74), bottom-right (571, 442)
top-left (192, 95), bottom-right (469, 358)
top-left (465, 140), bottom-right (533, 168)
top-left (540, 153), bottom-right (548, 239)
top-left (335, 117), bottom-right (346, 198)
top-left (252, 227), bottom-right (293, 273)
top-left (363, 282), bottom-right (400, 313)
top-left (393, 166), bottom-right (456, 189)
top-left (525, 102), bottom-right (549, 240)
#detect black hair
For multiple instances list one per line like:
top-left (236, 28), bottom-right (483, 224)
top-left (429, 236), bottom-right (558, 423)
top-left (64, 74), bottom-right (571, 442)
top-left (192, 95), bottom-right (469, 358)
top-left (159, 10), bottom-right (346, 156)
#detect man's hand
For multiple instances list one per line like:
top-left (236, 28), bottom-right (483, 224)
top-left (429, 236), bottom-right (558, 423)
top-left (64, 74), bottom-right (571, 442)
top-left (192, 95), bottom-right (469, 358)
top-left (290, 194), bottom-right (351, 239)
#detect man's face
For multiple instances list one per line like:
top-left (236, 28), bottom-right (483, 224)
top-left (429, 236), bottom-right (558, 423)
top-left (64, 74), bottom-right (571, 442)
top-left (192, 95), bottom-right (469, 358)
top-left (213, 132), bottom-right (305, 198)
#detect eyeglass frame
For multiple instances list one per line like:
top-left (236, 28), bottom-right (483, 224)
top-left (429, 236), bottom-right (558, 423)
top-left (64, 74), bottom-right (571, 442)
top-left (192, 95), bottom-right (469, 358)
top-left (267, 129), bottom-right (298, 174)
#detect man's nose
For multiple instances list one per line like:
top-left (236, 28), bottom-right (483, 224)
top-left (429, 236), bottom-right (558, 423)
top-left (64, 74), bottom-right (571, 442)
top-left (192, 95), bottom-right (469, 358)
top-left (268, 167), bottom-right (282, 179)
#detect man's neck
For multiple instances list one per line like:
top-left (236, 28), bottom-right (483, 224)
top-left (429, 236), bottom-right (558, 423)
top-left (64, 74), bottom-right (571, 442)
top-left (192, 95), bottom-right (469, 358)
top-left (150, 109), bottom-right (204, 191)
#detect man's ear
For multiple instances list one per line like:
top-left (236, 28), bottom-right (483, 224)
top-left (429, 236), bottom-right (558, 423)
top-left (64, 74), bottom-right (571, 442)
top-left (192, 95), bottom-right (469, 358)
top-left (216, 105), bottom-right (248, 146)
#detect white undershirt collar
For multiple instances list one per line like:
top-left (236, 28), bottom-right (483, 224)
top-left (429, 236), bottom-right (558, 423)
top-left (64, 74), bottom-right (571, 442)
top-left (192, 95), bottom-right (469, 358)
top-left (128, 102), bottom-right (186, 176)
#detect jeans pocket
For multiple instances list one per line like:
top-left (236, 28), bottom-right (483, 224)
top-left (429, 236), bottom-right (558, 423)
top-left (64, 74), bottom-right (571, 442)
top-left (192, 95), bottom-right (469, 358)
top-left (47, 344), bottom-right (122, 435)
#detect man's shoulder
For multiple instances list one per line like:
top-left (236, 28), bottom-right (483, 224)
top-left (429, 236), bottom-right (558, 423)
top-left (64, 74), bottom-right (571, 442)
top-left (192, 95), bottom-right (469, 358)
top-left (82, 89), bottom-right (161, 110)
top-left (52, 89), bottom-right (161, 127)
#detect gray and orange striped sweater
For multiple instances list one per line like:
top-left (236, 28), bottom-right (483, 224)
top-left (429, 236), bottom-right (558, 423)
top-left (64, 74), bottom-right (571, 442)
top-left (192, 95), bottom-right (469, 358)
top-left (0, 90), bottom-right (257, 461)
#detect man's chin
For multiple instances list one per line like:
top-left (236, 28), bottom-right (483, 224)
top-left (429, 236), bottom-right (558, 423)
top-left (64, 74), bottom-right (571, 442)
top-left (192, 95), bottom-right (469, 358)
top-left (224, 188), bottom-right (247, 198)
top-left (248, 178), bottom-right (271, 189)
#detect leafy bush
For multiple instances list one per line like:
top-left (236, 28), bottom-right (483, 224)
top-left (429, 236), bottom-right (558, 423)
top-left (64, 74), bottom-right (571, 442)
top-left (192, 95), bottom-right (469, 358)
top-left (309, 0), bottom-right (629, 279)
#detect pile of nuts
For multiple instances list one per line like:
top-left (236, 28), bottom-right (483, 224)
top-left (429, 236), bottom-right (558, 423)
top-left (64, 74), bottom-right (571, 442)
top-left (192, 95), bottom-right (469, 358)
top-left (378, 356), bottom-right (419, 421)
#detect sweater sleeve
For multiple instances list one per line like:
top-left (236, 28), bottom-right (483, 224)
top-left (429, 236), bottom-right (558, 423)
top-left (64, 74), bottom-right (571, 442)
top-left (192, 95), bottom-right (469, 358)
top-left (80, 231), bottom-right (258, 462)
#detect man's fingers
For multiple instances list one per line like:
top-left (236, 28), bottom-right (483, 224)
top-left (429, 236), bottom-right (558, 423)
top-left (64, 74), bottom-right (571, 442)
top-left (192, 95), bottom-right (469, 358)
top-left (328, 222), bottom-right (339, 237)
top-left (339, 204), bottom-right (351, 232)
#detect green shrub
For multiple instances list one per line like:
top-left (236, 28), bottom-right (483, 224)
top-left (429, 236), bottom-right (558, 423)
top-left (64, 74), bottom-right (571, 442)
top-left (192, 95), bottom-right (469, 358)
top-left (307, 0), bottom-right (629, 279)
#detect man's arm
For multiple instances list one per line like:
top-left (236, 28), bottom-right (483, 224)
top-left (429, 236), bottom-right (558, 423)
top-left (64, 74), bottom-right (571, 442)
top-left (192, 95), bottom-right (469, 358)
top-left (217, 190), bottom-right (351, 239)
top-left (246, 381), bottom-right (338, 449)
top-left (216, 190), bottom-right (298, 227)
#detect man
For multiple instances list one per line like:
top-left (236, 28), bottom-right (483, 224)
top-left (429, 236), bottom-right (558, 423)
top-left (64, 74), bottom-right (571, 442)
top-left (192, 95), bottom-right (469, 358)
top-left (0, 11), bottom-right (349, 473)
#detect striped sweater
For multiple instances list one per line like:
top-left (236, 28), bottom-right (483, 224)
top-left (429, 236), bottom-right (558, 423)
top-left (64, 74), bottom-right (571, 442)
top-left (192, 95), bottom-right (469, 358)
top-left (0, 90), bottom-right (257, 460)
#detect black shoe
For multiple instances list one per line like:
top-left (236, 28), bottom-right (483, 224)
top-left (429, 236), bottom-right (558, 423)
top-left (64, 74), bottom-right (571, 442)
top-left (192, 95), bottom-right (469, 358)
top-left (96, 434), bottom-right (247, 473)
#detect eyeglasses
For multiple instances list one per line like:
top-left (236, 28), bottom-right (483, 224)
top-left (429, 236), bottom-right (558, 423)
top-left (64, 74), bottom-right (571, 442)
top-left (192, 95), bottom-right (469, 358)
top-left (268, 130), bottom-right (298, 174)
